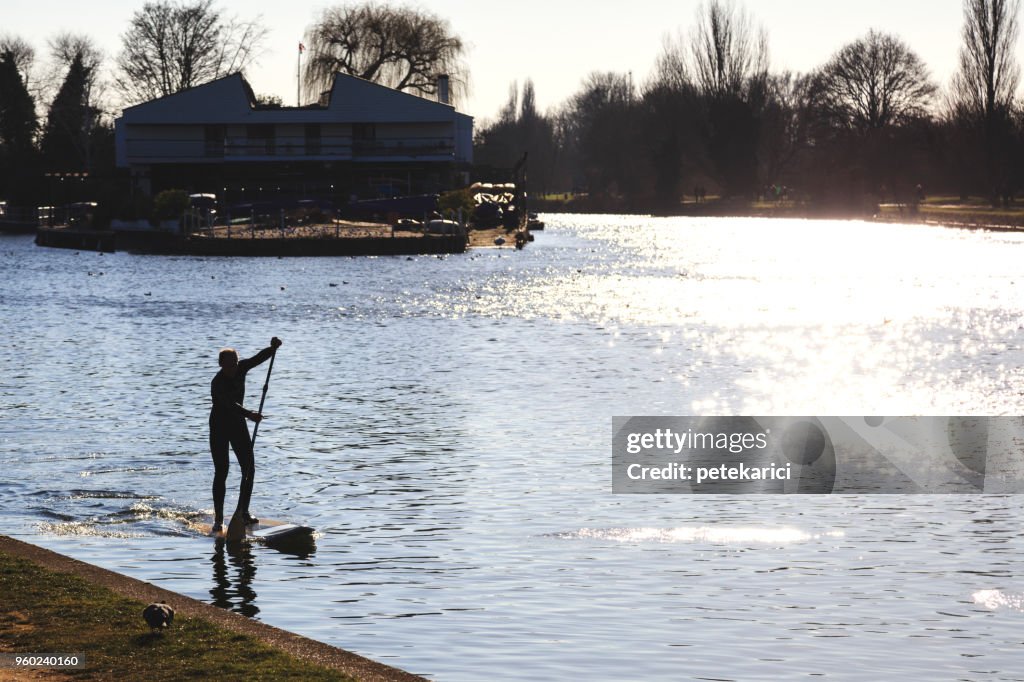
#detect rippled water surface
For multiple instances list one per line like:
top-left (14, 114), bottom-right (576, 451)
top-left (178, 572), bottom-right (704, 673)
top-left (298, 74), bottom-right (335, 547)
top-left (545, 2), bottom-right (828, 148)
top-left (3, 215), bottom-right (1024, 680)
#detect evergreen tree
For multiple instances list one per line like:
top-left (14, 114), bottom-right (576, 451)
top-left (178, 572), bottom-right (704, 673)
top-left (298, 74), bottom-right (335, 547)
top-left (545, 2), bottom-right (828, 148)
top-left (0, 49), bottom-right (39, 202)
top-left (0, 50), bottom-right (37, 154)
top-left (41, 54), bottom-right (92, 171)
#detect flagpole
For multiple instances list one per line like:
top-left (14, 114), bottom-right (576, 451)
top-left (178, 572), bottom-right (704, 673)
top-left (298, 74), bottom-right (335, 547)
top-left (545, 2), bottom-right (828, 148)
top-left (296, 44), bottom-right (301, 106)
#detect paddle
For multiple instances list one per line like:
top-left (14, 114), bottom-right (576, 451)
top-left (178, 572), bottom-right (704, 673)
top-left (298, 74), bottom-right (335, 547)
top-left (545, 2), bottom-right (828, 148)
top-left (250, 347), bottom-right (276, 447)
top-left (226, 344), bottom-right (278, 543)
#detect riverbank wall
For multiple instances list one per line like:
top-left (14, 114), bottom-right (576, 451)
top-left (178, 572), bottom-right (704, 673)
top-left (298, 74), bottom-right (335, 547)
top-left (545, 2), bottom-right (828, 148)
top-left (33, 226), bottom-right (468, 257)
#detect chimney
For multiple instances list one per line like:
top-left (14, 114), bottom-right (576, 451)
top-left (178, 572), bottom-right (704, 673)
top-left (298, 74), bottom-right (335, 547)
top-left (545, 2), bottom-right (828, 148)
top-left (437, 75), bottom-right (450, 105)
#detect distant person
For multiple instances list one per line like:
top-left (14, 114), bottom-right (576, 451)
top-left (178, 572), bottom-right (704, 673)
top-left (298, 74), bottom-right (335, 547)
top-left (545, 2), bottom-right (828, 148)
top-left (209, 337), bottom-right (282, 534)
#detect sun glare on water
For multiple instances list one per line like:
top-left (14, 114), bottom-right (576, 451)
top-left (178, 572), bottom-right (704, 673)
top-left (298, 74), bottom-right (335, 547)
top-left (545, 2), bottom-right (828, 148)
top-left (972, 589), bottom-right (1024, 612)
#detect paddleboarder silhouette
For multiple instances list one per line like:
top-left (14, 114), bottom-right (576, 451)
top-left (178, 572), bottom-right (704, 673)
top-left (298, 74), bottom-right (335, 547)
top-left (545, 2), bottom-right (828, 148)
top-left (209, 336), bottom-right (282, 535)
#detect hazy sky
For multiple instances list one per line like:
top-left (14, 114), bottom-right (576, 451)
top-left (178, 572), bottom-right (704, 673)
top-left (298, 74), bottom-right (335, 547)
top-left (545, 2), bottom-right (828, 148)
top-left (6, 0), bottom-right (973, 120)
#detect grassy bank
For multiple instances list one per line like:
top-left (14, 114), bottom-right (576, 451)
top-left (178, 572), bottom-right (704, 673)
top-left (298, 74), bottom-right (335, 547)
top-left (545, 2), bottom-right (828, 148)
top-left (876, 196), bottom-right (1024, 230)
top-left (0, 550), bottom-right (353, 681)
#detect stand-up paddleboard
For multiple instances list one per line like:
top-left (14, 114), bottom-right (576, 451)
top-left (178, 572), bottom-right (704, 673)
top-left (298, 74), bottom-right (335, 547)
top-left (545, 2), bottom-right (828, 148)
top-left (197, 340), bottom-right (313, 550)
top-left (191, 516), bottom-right (315, 545)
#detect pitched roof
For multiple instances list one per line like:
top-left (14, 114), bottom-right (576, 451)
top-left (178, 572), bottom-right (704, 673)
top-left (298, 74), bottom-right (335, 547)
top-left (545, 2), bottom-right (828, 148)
top-left (119, 72), bottom-right (472, 125)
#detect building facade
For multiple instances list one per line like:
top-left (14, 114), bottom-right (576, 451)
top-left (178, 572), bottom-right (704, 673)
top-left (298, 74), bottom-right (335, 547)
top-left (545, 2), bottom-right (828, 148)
top-left (115, 73), bottom-right (473, 202)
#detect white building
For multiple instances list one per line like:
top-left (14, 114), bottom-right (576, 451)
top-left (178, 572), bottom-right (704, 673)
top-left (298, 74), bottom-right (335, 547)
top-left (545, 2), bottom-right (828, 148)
top-left (114, 72), bottom-right (473, 200)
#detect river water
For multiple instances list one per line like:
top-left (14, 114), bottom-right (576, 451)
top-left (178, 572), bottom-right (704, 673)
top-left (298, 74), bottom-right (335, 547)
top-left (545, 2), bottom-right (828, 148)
top-left (2, 215), bottom-right (1024, 680)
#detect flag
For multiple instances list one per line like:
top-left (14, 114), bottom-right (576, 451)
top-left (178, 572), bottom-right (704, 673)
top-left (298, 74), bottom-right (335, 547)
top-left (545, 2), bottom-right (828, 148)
top-left (299, 42), bottom-right (305, 53)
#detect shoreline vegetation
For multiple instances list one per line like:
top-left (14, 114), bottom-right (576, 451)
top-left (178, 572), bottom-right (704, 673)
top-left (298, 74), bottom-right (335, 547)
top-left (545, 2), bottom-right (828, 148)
top-left (0, 536), bottom-right (424, 682)
top-left (6, 1), bottom-right (1024, 254)
top-left (531, 194), bottom-right (1024, 232)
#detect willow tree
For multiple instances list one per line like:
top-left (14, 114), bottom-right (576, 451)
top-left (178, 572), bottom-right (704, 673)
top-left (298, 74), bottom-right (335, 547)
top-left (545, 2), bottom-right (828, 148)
top-left (302, 3), bottom-right (467, 103)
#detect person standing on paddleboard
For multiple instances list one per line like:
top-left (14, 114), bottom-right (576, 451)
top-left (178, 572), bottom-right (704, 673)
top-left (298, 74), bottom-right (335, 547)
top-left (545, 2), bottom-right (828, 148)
top-left (209, 336), bottom-right (282, 534)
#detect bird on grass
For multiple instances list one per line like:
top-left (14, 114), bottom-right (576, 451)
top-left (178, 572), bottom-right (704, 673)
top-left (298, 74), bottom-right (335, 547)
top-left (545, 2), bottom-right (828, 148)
top-left (142, 602), bottom-right (175, 630)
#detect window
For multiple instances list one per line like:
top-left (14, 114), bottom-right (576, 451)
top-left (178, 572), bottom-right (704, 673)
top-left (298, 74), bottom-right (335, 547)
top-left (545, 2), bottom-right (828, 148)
top-left (305, 124), bottom-right (321, 155)
top-left (352, 123), bottom-right (376, 140)
top-left (246, 124), bottom-right (275, 155)
top-left (204, 125), bottom-right (225, 157)
top-left (352, 123), bottom-right (377, 155)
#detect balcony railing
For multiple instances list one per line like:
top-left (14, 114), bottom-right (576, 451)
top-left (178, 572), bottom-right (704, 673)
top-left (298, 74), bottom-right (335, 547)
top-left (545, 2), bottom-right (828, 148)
top-left (352, 139), bottom-right (455, 158)
top-left (125, 135), bottom-right (456, 162)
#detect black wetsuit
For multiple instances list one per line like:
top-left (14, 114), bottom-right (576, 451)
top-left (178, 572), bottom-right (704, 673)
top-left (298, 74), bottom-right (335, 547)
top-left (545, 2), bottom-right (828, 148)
top-left (209, 346), bottom-right (275, 523)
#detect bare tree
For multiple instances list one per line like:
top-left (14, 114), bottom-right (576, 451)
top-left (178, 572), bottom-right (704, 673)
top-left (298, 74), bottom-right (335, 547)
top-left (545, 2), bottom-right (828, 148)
top-left (557, 72), bottom-right (638, 195)
top-left (757, 71), bottom-right (813, 183)
top-left (45, 34), bottom-right (103, 111)
top-left (520, 80), bottom-right (538, 123)
top-left (813, 30), bottom-right (936, 131)
top-left (115, 0), bottom-right (267, 105)
top-left (948, 0), bottom-right (1021, 197)
top-left (303, 3), bottom-right (468, 103)
top-left (49, 33), bottom-right (102, 76)
top-left (498, 81), bottom-right (518, 125)
top-left (949, 0), bottom-right (1020, 124)
top-left (689, 0), bottom-right (767, 99)
top-left (0, 35), bottom-right (35, 87)
top-left (650, 30), bottom-right (692, 92)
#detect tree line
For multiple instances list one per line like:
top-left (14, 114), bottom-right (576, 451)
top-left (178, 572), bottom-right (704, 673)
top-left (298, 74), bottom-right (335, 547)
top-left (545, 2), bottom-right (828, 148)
top-left (3, 0), bottom-right (1022, 216)
top-left (0, 0), bottom-right (464, 210)
top-left (0, 33), bottom-right (110, 206)
top-left (475, 0), bottom-right (1024, 212)
top-left (0, 0), bottom-right (271, 209)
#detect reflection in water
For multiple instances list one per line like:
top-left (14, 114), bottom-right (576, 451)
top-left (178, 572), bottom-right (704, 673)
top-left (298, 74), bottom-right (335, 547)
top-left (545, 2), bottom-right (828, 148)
top-left (210, 539), bottom-right (259, 617)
